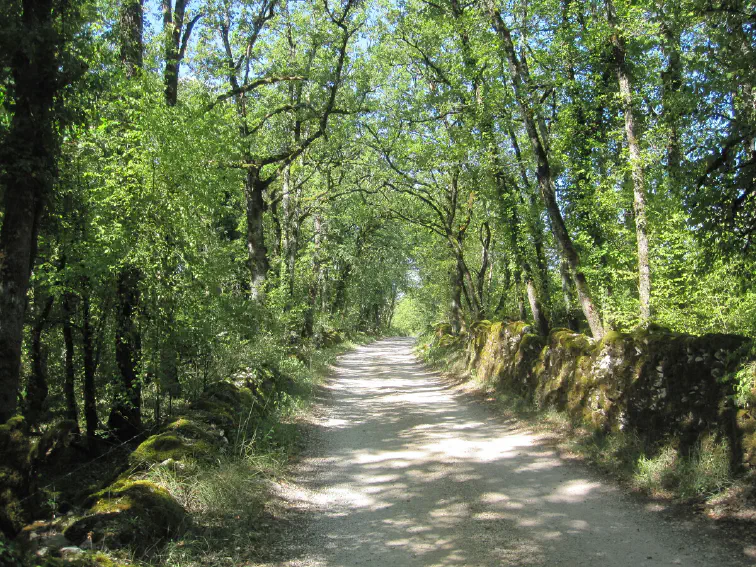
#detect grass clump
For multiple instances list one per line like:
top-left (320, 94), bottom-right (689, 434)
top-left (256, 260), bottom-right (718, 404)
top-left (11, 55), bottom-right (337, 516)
top-left (633, 436), bottom-right (732, 498)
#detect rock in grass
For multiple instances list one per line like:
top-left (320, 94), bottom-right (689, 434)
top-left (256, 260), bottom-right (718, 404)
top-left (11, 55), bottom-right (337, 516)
top-left (64, 480), bottom-right (188, 553)
top-left (59, 546), bottom-right (85, 558)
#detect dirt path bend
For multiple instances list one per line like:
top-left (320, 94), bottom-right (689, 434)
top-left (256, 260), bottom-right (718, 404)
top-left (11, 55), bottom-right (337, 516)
top-left (267, 338), bottom-right (752, 567)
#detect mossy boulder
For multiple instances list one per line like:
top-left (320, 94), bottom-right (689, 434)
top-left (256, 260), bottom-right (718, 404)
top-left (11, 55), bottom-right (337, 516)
top-left (187, 400), bottom-right (236, 429)
top-left (742, 430), bottom-right (756, 468)
top-left (204, 380), bottom-right (256, 409)
top-left (64, 480), bottom-right (188, 552)
top-left (165, 416), bottom-right (222, 442)
top-left (318, 329), bottom-right (344, 347)
top-left (475, 321), bottom-right (540, 395)
top-left (619, 331), bottom-right (746, 449)
top-left (737, 409), bottom-right (756, 468)
top-left (513, 332), bottom-right (546, 396)
top-left (187, 381), bottom-right (257, 429)
top-left (129, 431), bottom-right (215, 467)
top-left (0, 416), bottom-right (32, 536)
top-left (465, 321), bottom-right (492, 371)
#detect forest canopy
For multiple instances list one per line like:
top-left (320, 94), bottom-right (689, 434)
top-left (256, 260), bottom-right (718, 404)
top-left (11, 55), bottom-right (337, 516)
top-left (0, 0), bottom-right (754, 432)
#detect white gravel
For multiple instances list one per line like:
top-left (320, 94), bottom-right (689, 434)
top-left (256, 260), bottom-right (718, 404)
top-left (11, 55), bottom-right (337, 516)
top-left (261, 338), bottom-right (754, 566)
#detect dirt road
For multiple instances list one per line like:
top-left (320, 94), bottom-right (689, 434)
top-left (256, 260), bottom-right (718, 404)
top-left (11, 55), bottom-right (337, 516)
top-left (266, 338), bottom-right (752, 566)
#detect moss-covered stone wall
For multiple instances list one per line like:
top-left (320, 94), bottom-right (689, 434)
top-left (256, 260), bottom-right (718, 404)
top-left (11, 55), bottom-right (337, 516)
top-left (461, 322), bottom-right (755, 468)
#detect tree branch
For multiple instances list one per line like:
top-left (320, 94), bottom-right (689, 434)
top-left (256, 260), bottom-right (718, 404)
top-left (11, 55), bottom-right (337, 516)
top-left (209, 75), bottom-right (308, 109)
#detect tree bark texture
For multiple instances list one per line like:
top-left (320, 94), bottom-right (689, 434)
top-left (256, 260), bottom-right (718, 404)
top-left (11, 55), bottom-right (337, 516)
top-left (108, 0), bottom-right (145, 440)
top-left (109, 267), bottom-right (142, 440)
top-left (25, 296), bottom-right (54, 426)
top-left (450, 261), bottom-right (465, 334)
top-left (660, 14), bottom-right (682, 182)
top-left (81, 286), bottom-right (98, 449)
top-left (245, 168), bottom-right (271, 300)
top-left (526, 278), bottom-right (550, 337)
top-left (560, 259), bottom-right (580, 331)
top-left (162, 0), bottom-right (200, 105)
top-left (120, 0), bottom-right (144, 78)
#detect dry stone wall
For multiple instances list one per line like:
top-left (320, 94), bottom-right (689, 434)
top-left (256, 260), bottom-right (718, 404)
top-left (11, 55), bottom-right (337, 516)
top-left (461, 322), bottom-right (755, 468)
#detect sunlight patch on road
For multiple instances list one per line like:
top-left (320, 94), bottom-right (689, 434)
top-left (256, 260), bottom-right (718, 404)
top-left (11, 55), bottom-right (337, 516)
top-left (546, 479), bottom-right (603, 504)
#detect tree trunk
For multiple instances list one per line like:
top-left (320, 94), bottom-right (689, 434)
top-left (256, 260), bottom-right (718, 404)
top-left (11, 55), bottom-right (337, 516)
top-left (508, 129), bottom-right (552, 312)
top-left (513, 268), bottom-right (527, 321)
top-left (660, 13), bottom-right (682, 183)
top-left (81, 283), bottom-right (98, 449)
top-left (163, 0), bottom-right (199, 106)
top-left (333, 264), bottom-right (351, 312)
top-left (120, 0), bottom-right (143, 79)
top-left (163, 0), bottom-right (183, 106)
top-left (280, 164), bottom-right (297, 297)
top-left (62, 292), bottom-right (80, 430)
top-left (450, 261), bottom-right (464, 335)
top-left (109, 267), bottom-right (142, 440)
top-left (304, 212), bottom-right (324, 337)
top-left (559, 259), bottom-right (580, 331)
top-left (526, 278), bottom-right (549, 336)
top-left (607, 0), bottom-right (652, 324)
top-left (245, 167), bottom-right (270, 300)
top-left (25, 295), bottom-right (54, 426)
top-left (485, 0), bottom-right (605, 338)
top-left (0, 0), bottom-right (62, 423)
top-left (107, 0), bottom-right (145, 441)
top-left (477, 222), bottom-right (492, 316)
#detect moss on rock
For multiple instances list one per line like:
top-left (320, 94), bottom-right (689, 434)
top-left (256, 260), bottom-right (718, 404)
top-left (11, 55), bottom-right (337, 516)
top-left (188, 399), bottom-right (236, 429)
top-left (130, 432), bottom-right (214, 467)
top-left (165, 417), bottom-right (220, 442)
top-left (64, 480), bottom-right (188, 552)
top-left (204, 381), bottom-right (256, 409)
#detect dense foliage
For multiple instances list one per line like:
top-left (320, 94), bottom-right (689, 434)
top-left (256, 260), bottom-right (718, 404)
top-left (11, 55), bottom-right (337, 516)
top-left (0, 0), bottom-right (754, 446)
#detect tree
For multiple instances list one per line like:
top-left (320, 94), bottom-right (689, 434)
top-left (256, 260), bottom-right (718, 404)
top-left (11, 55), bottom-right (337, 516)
top-left (483, 0), bottom-right (606, 339)
top-left (163, 0), bottom-right (202, 106)
top-left (202, 0), bottom-right (361, 300)
top-left (607, 0), bottom-right (652, 323)
top-left (108, 0), bottom-right (145, 440)
top-left (0, 0), bottom-right (84, 423)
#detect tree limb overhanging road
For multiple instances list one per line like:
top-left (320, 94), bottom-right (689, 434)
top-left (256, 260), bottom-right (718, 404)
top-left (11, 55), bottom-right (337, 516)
top-left (259, 338), bottom-right (752, 566)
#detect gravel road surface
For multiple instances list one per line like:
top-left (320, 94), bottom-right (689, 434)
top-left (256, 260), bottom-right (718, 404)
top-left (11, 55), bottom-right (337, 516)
top-left (263, 338), bottom-right (753, 566)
